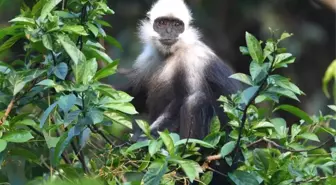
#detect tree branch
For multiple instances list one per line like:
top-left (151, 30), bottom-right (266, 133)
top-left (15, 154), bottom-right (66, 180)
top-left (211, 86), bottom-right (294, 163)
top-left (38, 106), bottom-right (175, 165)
top-left (0, 98), bottom-right (15, 125)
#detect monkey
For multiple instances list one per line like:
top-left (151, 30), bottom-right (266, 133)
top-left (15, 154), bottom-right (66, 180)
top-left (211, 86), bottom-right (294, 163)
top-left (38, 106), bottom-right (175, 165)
top-left (115, 0), bottom-right (241, 141)
top-left (113, 0), bottom-right (243, 184)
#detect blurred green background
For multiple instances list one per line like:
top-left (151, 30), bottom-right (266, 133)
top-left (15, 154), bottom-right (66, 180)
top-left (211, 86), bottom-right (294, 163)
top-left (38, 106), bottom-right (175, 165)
top-left (0, 0), bottom-right (335, 120)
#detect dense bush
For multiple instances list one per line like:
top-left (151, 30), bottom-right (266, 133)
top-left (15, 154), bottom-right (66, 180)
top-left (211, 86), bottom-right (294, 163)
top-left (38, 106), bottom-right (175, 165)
top-left (0, 0), bottom-right (335, 185)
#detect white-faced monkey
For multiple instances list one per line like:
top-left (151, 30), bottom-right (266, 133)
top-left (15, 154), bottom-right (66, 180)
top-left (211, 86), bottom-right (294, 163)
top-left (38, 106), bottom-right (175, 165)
top-left (116, 0), bottom-right (241, 141)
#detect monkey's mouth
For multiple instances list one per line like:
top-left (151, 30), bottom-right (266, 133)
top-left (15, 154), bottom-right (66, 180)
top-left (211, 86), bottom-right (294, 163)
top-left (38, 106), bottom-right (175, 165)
top-left (159, 39), bottom-right (177, 46)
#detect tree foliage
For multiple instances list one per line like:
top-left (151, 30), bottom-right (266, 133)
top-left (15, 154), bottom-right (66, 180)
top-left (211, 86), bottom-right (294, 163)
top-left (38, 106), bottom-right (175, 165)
top-left (0, 1), bottom-right (335, 185)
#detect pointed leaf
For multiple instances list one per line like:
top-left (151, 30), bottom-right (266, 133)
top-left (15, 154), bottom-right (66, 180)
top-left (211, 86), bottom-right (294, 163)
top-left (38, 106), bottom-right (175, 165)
top-left (40, 102), bottom-right (58, 128)
top-left (245, 32), bottom-right (263, 63)
top-left (274, 105), bottom-right (313, 124)
top-left (229, 73), bottom-right (252, 86)
top-left (54, 62), bottom-right (68, 80)
top-left (0, 139), bottom-right (7, 152)
top-left (94, 60), bottom-right (119, 80)
top-left (158, 131), bottom-right (175, 156)
top-left (40, 0), bottom-right (62, 20)
top-left (143, 160), bottom-right (168, 185)
top-left (220, 141), bottom-right (236, 158)
top-left (2, 130), bottom-right (34, 143)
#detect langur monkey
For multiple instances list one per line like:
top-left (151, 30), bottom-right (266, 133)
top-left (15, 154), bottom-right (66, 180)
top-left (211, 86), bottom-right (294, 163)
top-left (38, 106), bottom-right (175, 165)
top-left (117, 0), bottom-right (240, 140)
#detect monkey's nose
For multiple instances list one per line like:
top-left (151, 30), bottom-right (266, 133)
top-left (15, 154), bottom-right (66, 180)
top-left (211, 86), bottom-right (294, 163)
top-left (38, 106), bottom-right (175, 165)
top-left (167, 28), bottom-right (172, 33)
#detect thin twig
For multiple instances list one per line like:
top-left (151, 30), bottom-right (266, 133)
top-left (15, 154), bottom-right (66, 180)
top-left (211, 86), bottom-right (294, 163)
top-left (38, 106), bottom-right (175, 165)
top-left (0, 98), bottom-right (15, 125)
top-left (263, 137), bottom-right (333, 153)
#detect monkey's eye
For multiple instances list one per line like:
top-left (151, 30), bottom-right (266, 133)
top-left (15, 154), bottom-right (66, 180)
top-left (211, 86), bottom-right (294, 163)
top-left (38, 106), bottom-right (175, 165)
top-left (158, 20), bottom-right (167, 26)
top-left (174, 22), bottom-right (180, 26)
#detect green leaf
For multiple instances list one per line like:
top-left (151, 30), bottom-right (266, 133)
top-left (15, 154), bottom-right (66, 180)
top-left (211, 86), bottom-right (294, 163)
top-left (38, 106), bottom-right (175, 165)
top-left (269, 75), bottom-right (303, 95)
top-left (267, 86), bottom-right (300, 102)
top-left (200, 171), bottom-right (213, 185)
top-left (2, 130), bottom-right (34, 143)
top-left (177, 160), bottom-right (203, 183)
top-left (126, 140), bottom-right (150, 153)
top-left (279, 32), bottom-right (293, 42)
top-left (274, 105), bottom-right (313, 124)
top-left (13, 80), bottom-right (27, 95)
top-left (328, 105), bottom-right (336, 112)
top-left (229, 73), bottom-right (253, 86)
top-left (9, 17), bottom-right (35, 25)
top-left (135, 120), bottom-right (151, 137)
top-left (158, 131), bottom-right (175, 156)
top-left (104, 102), bottom-right (138, 115)
top-left (87, 23), bottom-right (99, 37)
top-left (87, 108), bottom-right (104, 124)
top-left (322, 60), bottom-right (336, 98)
top-left (175, 138), bottom-right (214, 148)
top-left (58, 94), bottom-right (76, 113)
top-left (250, 61), bottom-right (268, 83)
top-left (43, 133), bottom-right (60, 148)
top-left (253, 149), bottom-right (270, 172)
top-left (40, 0), bottom-right (62, 20)
top-left (54, 62), bottom-right (68, 80)
top-left (83, 46), bottom-right (113, 64)
top-left (42, 34), bottom-right (53, 50)
top-left (245, 32), bottom-right (263, 63)
top-left (57, 35), bottom-right (86, 65)
top-left (37, 79), bottom-right (56, 87)
top-left (240, 86), bottom-right (259, 105)
top-left (148, 140), bottom-right (163, 156)
top-left (274, 53), bottom-right (296, 69)
top-left (76, 58), bottom-right (98, 84)
top-left (290, 124), bottom-right (301, 142)
top-left (298, 133), bottom-right (320, 142)
top-left (61, 25), bottom-right (88, 36)
top-left (203, 132), bottom-right (221, 146)
top-left (142, 159), bottom-right (168, 185)
top-left (104, 35), bottom-right (123, 51)
top-left (40, 102), bottom-right (58, 128)
top-left (15, 119), bottom-right (36, 126)
top-left (228, 171), bottom-right (259, 185)
top-left (0, 139), bottom-right (7, 152)
top-left (239, 46), bottom-right (249, 55)
top-left (271, 118), bottom-right (287, 138)
top-left (253, 121), bottom-right (274, 129)
top-left (94, 60), bottom-right (119, 80)
top-left (220, 141), bottom-right (236, 158)
top-left (0, 33), bottom-right (25, 53)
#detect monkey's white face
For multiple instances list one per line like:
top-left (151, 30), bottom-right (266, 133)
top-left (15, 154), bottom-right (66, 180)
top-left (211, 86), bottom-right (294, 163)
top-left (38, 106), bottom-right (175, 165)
top-left (137, 0), bottom-right (201, 55)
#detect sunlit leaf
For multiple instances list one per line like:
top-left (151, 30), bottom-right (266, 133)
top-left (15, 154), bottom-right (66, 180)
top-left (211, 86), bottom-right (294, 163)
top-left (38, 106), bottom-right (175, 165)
top-left (40, 0), bottom-right (62, 20)
top-left (0, 139), bottom-right (7, 152)
top-left (2, 130), bottom-right (34, 143)
top-left (245, 32), bottom-right (263, 63)
top-left (274, 105), bottom-right (312, 124)
top-left (298, 133), bottom-right (320, 142)
top-left (229, 73), bottom-right (253, 86)
top-left (159, 131), bottom-right (175, 156)
top-left (220, 141), bottom-right (236, 158)
top-left (126, 140), bottom-right (150, 153)
top-left (61, 25), bottom-right (88, 36)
